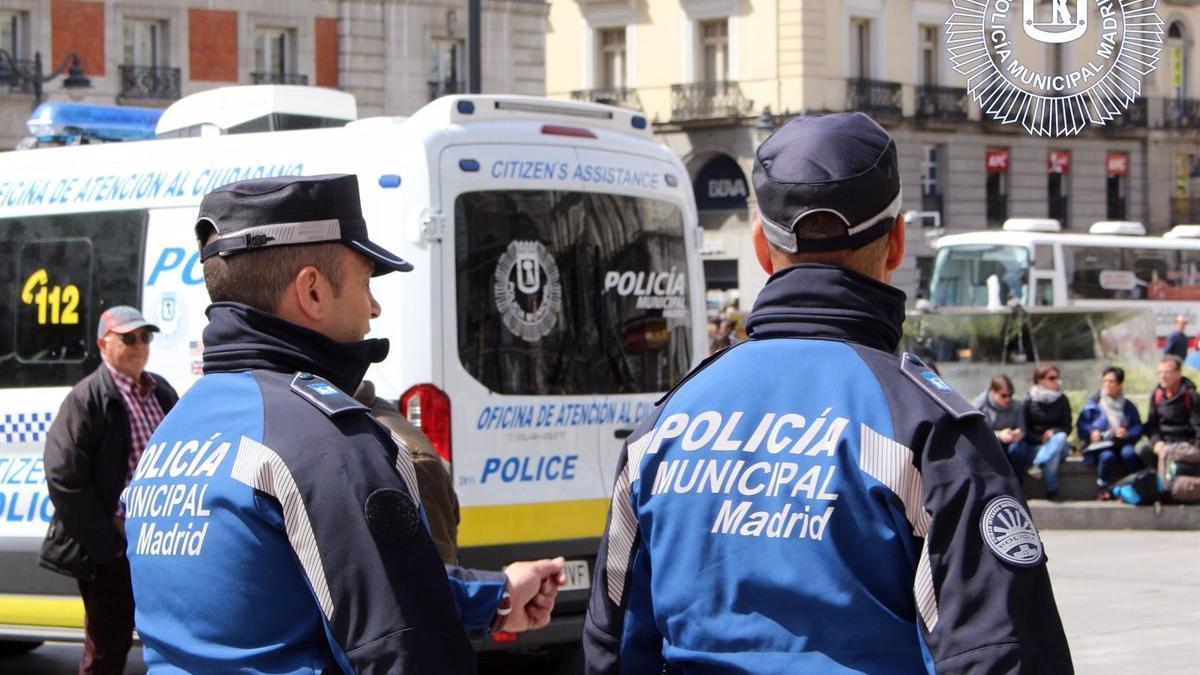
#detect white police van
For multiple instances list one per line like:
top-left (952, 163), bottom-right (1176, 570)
top-left (0, 86), bottom-right (705, 654)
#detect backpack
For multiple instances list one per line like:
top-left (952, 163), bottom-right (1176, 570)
top-left (1162, 445), bottom-right (1200, 504)
top-left (1153, 384), bottom-right (1194, 414)
top-left (1110, 469), bottom-right (1163, 506)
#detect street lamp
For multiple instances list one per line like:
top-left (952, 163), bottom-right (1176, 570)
top-left (753, 106), bottom-right (776, 146)
top-left (0, 50), bottom-right (92, 110)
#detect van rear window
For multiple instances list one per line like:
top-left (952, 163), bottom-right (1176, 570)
top-left (455, 191), bottom-right (692, 395)
top-left (0, 211), bottom-right (145, 387)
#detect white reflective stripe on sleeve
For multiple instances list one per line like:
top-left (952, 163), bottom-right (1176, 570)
top-left (389, 432), bottom-right (422, 507)
top-left (858, 423), bottom-right (931, 537)
top-left (605, 432), bottom-right (652, 605)
top-left (230, 435), bottom-right (335, 619)
top-left (915, 537), bottom-right (939, 632)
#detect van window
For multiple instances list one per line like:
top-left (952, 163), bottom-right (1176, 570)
top-left (0, 211), bottom-right (145, 387)
top-left (455, 190), bottom-right (692, 395)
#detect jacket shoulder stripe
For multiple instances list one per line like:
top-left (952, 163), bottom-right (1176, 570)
top-left (858, 423), bottom-right (930, 538)
top-left (230, 435), bottom-right (334, 619)
top-left (858, 423), bottom-right (939, 632)
top-left (605, 431), bottom-right (652, 605)
top-left (387, 429), bottom-right (422, 508)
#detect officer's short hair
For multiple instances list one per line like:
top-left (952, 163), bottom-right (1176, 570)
top-left (202, 242), bottom-right (345, 312)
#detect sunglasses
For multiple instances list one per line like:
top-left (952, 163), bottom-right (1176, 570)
top-left (113, 332), bottom-right (154, 346)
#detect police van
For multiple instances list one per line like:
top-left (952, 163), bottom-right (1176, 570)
top-left (0, 86), bottom-right (705, 653)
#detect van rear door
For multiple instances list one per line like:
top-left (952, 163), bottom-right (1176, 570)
top-left (437, 143), bottom-right (697, 547)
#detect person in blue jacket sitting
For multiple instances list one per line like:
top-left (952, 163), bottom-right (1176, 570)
top-left (1076, 366), bottom-right (1144, 499)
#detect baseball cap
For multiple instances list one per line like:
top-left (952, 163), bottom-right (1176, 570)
top-left (97, 305), bottom-right (159, 339)
top-left (195, 174), bottom-right (413, 275)
top-left (753, 112), bottom-right (902, 253)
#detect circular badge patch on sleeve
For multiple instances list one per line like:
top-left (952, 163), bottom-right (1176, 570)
top-left (979, 496), bottom-right (1044, 567)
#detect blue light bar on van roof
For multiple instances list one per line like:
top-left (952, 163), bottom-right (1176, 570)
top-left (26, 102), bottom-right (163, 143)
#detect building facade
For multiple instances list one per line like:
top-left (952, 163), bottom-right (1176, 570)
top-left (0, 0), bottom-right (548, 148)
top-left (547, 0), bottom-right (1200, 309)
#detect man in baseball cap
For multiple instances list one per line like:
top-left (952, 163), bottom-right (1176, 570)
top-left (583, 113), bottom-right (1072, 674)
top-left (41, 303), bottom-right (176, 675)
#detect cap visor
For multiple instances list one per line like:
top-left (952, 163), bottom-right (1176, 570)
top-left (111, 320), bottom-right (160, 333)
top-left (348, 240), bottom-right (414, 275)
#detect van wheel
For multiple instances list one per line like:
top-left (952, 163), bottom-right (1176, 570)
top-left (0, 640), bottom-right (43, 656)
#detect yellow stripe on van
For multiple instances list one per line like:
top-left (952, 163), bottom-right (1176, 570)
top-left (0, 595), bottom-right (84, 628)
top-left (459, 498), bottom-right (610, 546)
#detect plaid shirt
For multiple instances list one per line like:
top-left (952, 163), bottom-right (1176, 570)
top-left (106, 362), bottom-right (166, 497)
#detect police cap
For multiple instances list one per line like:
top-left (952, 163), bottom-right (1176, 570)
top-left (195, 174), bottom-right (413, 275)
top-left (753, 112), bottom-right (901, 253)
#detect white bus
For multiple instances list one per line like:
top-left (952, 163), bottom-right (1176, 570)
top-left (928, 218), bottom-right (1200, 342)
top-left (0, 86), bottom-right (705, 653)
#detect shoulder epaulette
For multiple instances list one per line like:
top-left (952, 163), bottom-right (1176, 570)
top-left (898, 353), bottom-right (983, 421)
top-left (290, 372), bottom-right (369, 417)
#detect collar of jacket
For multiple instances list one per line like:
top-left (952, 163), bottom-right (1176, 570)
top-left (201, 302), bottom-right (389, 395)
top-left (745, 263), bottom-right (906, 354)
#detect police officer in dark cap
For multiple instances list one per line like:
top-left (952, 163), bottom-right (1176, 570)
top-left (124, 174), bottom-right (565, 674)
top-left (584, 114), bottom-right (1073, 674)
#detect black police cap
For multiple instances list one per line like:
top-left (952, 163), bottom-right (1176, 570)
top-left (195, 174), bottom-right (413, 275)
top-left (753, 112), bottom-right (902, 253)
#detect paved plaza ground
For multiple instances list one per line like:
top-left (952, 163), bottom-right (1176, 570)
top-left (3, 529), bottom-right (1196, 674)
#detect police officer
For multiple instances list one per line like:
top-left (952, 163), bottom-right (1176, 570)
top-left (124, 174), bottom-right (564, 674)
top-left (583, 114), bottom-right (1072, 674)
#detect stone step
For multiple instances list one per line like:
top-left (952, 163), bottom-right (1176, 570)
top-left (1029, 500), bottom-right (1200, 530)
top-left (1021, 454), bottom-right (1115, 501)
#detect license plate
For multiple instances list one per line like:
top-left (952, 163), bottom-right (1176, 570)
top-left (560, 559), bottom-right (591, 592)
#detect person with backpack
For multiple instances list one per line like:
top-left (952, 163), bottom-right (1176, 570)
top-left (1146, 355), bottom-right (1200, 503)
top-left (1023, 364), bottom-right (1072, 500)
top-left (1076, 367), bottom-right (1144, 500)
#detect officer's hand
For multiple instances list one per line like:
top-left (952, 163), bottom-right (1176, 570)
top-left (500, 557), bottom-right (566, 632)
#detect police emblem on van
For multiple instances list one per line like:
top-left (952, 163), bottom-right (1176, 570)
top-left (979, 496), bottom-right (1044, 567)
top-left (494, 240), bottom-right (562, 342)
top-left (946, 0), bottom-right (1163, 137)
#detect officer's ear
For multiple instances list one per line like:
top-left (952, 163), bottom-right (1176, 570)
top-left (278, 263), bottom-right (335, 332)
top-left (752, 217), bottom-right (775, 275)
top-left (884, 213), bottom-right (906, 275)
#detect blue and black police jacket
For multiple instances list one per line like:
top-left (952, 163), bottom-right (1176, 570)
top-left (583, 264), bottom-right (1073, 674)
top-left (123, 303), bottom-right (505, 674)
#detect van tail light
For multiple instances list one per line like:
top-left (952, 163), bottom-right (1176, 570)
top-left (540, 124), bottom-right (597, 139)
top-left (400, 383), bottom-right (452, 464)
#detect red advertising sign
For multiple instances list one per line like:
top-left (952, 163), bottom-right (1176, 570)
top-left (1106, 152), bottom-right (1129, 176)
top-left (1047, 150), bottom-right (1071, 174)
top-left (986, 148), bottom-right (1010, 173)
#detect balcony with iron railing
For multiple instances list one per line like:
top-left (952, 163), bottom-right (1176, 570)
top-left (1102, 96), bottom-right (1149, 130)
top-left (846, 78), bottom-right (902, 117)
top-left (670, 81), bottom-right (752, 121)
top-left (914, 85), bottom-right (969, 122)
top-left (570, 87), bottom-right (643, 111)
top-left (428, 80), bottom-right (465, 100)
top-left (118, 65), bottom-right (181, 101)
top-left (251, 71), bottom-right (308, 86)
top-left (0, 57), bottom-right (37, 95)
top-left (1163, 97), bottom-right (1200, 129)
